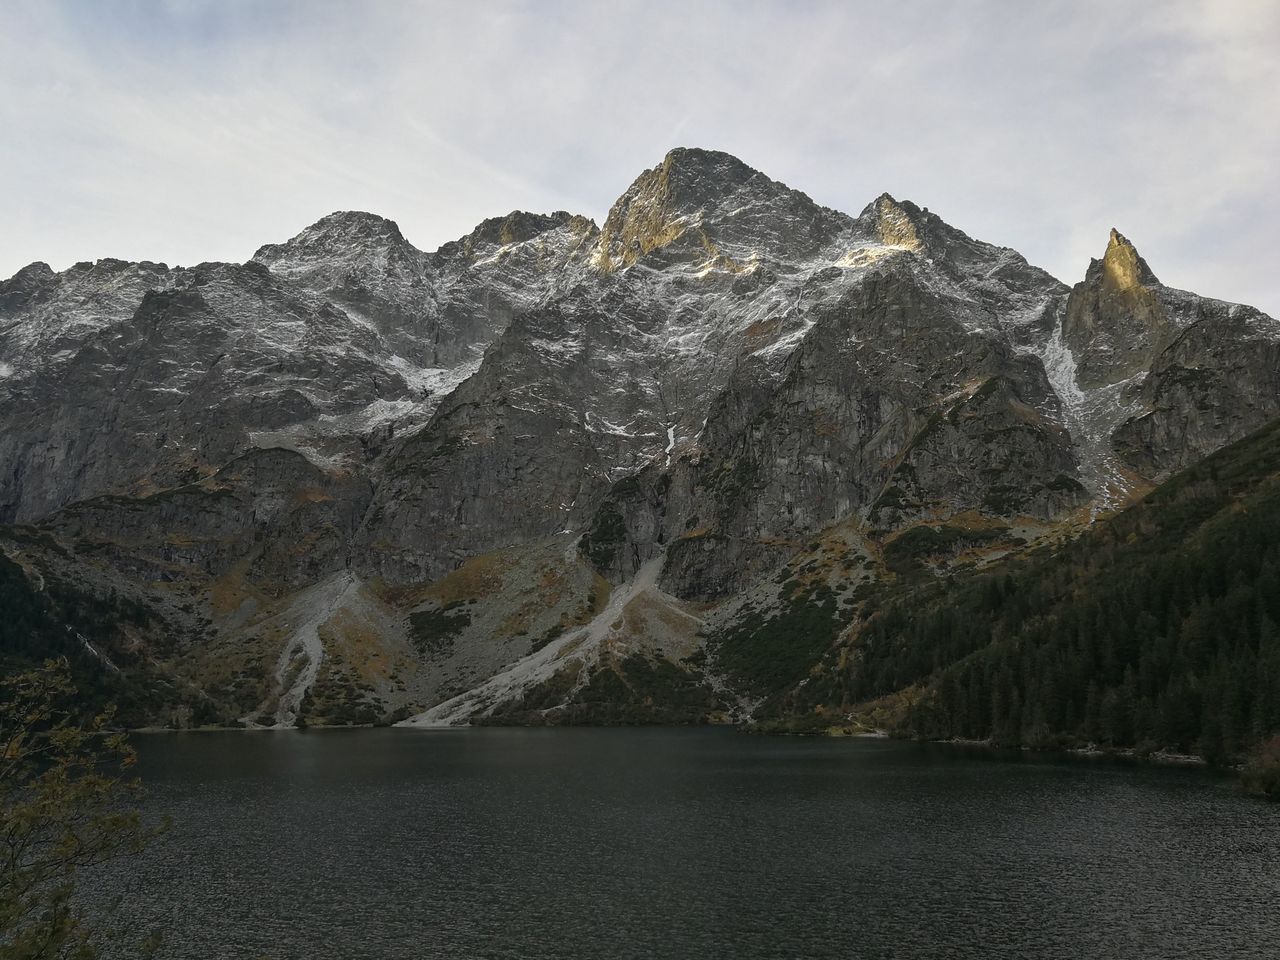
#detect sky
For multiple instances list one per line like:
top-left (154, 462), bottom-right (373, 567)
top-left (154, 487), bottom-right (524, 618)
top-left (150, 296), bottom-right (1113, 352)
top-left (2, 0), bottom-right (1278, 314)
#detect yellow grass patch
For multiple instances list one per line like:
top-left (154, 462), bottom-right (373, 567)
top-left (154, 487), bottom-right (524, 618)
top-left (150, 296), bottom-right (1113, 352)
top-left (292, 487), bottom-right (334, 504)
top-left (321, 608), bottom-right (396, 684)
top-left (209, 568), bottom-right (262, 620)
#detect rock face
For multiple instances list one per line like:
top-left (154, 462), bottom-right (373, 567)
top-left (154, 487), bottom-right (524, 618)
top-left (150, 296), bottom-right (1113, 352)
top-left (1112, 308), bottom-right (1280, 477)
top-left (0, 260), bottom-right (404, 522)
top-left (45, 447), bottom-right (370, 593)
top-left (1064, 229), bottom-right (1172, 388)
top-left (595, 148), bottom-right (849, 271)
top-left (253, 208), bottom-right (598, 368)
top-left (2, 147), bottom-right (1276, 727)
top-left (1060, 227), bottom-right (1280, 481)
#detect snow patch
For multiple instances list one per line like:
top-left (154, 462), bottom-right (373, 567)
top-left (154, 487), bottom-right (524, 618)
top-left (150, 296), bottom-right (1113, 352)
top-left (319, 398), bottom-right (418, 433)
top-left (1037, 324), bottom-right (1086, 417)
top-left (1021, 321), bottom-right (1141, 515)
top-left (387, 355), bottom-right (482, 395)
top-left (834, 243), bottom-right (905, 269)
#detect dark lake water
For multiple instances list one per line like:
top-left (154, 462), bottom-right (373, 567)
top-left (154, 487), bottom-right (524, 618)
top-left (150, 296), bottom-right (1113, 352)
top-left (88, 728), bottom-right (1278, 959)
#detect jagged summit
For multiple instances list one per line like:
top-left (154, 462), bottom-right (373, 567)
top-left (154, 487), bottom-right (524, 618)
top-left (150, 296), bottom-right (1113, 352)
top-left (645, 147), bottom-right (765, 196)
top-left (594, 147), bottom-right (848, 271)
top-left (852, 191), bottom-right (1023, 264)
top-left (1064, 227), bottom-right (1171, 388)
top-left (242, 150), bottom-right (1042, 296)
top-left (856, 193), bottom-right (927, 250)
top-left (847, 191), bottom-right (1064, 331)
top-left (438, 210), bottom-right (597, 260)
top-left (309, 209), bottom-right (407, 236)
top-left (1099, 227), bottom-right (1160, 288)
top-left (4, 260), bottom-right (55, 282)
top-left (252, 210), bottom-right (415, 268)
top-left (0, 261), bottom-right (57, 312)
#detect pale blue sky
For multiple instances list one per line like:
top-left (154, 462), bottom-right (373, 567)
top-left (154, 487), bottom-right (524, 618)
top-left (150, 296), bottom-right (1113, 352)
top-left (3, 0), bottom-right (1277, 314)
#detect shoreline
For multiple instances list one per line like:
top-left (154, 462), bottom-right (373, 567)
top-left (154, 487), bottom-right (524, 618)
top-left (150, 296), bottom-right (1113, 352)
top-left (122, 722), bottom-right (1211, 769)
top-left (928, 734), bottom-right (1207, 767)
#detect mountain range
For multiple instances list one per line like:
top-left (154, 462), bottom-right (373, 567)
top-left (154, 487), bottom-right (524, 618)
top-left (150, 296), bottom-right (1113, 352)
top-left (2, 147), bottom-right (1277, 757)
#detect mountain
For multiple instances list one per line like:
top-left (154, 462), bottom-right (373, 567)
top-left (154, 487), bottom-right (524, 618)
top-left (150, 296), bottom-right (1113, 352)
top-left (1, 147), bottom-right (1277, 751)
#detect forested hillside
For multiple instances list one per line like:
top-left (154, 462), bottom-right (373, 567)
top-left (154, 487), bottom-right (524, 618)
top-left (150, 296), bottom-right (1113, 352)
top-left (0, 530), bottom-right (190, 725)
top-left (784, 418), bottom-right (1280, 765)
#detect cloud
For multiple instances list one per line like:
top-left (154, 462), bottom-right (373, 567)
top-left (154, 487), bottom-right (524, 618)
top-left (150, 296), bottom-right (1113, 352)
top-left (1, 0), bottom-right (1276, 314)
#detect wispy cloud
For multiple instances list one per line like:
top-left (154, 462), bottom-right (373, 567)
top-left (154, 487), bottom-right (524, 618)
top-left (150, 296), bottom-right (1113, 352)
top-left (2, 0), bottom-right (1276, 314)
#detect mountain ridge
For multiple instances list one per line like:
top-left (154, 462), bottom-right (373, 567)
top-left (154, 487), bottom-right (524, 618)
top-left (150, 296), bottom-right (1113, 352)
top-left (2, 147), bottom-right (1277, 744)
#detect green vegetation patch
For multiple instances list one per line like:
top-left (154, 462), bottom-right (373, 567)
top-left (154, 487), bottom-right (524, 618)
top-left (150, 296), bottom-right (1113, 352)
top-left (481, 654), bottom-right (722, 726)
top-left (711, 582), bottom-right (853, 698)
top-left (882, 523), bottom-right (1003, 574)
top-left (299, 661), bottom-right (382, 726)
top-left (581, 502), bottom-right (627, 572)
top-left (408, 600), bottom-right (473, 656)
top-left (0, 548), bottom-right (191, 726)
top-left (563, 654), bottom-right (721, 723)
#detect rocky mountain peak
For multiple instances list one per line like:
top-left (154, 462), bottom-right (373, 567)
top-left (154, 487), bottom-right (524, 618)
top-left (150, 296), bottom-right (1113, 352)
top-left (1098, 227), bottom-right (1160, 290)
top-left (1064, 227), bottom-right (1171, 388)
top-left (858, 193), bottom-right (927, 250)
top-left (594, 147), bottom-right (847, 271)
top-left (437, 210), bottom-right (597, 261)
top-left (848, 193), bottom-right (1064, 328)
top-left (4, 260), bottom-right (55, 284)
top-left (0, 261), bottom-right (57, 312)
top-left (652, 146), bottom-right (763, 197)
top-left (252, 211), bottom-right (415, 269)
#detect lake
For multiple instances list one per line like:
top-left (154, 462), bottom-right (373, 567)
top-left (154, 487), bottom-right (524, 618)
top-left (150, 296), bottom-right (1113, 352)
top-left (89, 728), bottom-right (1279, 959)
